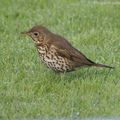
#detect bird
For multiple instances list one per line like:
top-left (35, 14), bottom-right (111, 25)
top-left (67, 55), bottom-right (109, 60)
top-left (21, 25), bottom-right (114, 72)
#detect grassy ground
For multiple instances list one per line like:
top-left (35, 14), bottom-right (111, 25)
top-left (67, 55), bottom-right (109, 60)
top-left (0, 0), bottom-right (120, 119)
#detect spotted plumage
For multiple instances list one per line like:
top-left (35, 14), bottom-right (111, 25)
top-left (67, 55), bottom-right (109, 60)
top-left (22, 25), bottom-right (114, 72)
top-left (37, 44), bottom-right (72, 72)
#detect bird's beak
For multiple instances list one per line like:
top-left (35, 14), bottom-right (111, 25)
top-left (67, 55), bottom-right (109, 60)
top-left (21, 31), bottom-right (30, 36)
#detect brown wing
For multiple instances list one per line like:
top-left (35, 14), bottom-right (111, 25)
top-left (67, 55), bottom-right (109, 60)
top-left (49, 33), bottom-right (95, 67)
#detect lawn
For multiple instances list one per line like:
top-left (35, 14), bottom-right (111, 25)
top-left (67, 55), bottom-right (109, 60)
top-left (0, 0), bottom-right (120, 119)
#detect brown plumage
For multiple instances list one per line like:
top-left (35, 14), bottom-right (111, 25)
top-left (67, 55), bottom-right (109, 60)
top-left (22, 25), bottom-right (114, 72)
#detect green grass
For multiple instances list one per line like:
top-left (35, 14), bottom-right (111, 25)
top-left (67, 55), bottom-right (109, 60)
top-left (0, 0), bottom-right (120, 119)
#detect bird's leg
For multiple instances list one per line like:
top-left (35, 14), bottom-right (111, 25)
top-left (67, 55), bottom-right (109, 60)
top-left (60, 71), bottom-right (67, 80)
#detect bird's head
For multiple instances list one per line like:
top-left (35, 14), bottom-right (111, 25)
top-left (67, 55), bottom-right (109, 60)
top-left (21, 25), bottom-right (50, 44)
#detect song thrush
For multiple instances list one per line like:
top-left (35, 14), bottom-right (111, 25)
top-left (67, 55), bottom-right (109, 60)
top-left (22, 25), bottom-right (113, 72)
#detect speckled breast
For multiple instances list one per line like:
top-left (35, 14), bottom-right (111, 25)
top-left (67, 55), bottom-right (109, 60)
top-left (37, 45), bottom-right (72, 72)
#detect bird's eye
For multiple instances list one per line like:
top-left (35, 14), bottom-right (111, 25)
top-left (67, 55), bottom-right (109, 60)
top-left (34, 32), bottom-right (39, 36)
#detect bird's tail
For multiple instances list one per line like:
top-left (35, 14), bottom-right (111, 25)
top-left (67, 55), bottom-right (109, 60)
top-left (93, 63), bottom-right (114, 69)
top-left (84, 58), bottom-right (114, 69)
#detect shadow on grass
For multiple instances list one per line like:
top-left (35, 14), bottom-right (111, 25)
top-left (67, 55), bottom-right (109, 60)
top-left (48, 67), bottom-right (115, 83)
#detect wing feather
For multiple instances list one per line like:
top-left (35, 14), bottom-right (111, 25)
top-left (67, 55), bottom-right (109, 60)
top-left (48, 33), bottom-right (95, 67)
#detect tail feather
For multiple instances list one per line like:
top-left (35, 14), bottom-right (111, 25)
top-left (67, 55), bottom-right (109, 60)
top-left (86, 58), bottom-right (114, 69)
top-left (93, 63), bottom-right (114, 69)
